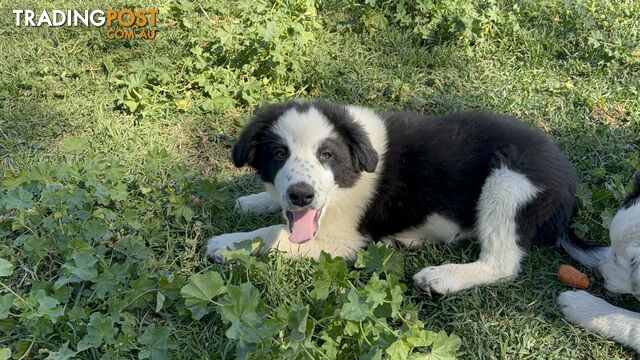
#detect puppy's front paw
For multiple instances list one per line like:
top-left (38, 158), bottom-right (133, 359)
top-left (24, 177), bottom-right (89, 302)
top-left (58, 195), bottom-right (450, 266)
top-left (206, 233), bottom-right (239, 262)
top-left (557, 290), bottom-right (611, 327)
top-left (413, 264), bottom-right (466, 295)
top-left (234, 193), bottom-right (280, 215)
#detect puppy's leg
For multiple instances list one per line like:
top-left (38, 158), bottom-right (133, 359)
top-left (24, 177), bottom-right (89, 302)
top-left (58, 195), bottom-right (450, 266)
top-left (235, 191), bottom-right (281, 214)
top-left (558, 290), bottom-right (640, 352)
top-left (382, 234), bottom-right (423, 250)
top-left (413, 165), bottom-right (539, 294)
top-left (206, 225), bottom-right (288, 261)
top-left (206, 225), bottom-right (361, 260)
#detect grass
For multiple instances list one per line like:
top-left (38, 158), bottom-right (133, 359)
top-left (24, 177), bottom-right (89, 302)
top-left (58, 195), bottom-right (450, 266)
top-left (1, 0), bottom-right (639, 358)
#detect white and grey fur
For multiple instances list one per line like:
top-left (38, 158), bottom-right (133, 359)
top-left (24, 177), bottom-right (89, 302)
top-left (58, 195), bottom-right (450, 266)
top-left (558, 171), bottom-right (640, 352)
top-left (208, 100), bottom-right (593, 295)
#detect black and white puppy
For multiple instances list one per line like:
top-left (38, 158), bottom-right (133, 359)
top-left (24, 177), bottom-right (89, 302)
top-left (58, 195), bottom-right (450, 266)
top-left (207, 100), bottom-right (599, 295)
top-left (558, 172), bottom-right (640, 351)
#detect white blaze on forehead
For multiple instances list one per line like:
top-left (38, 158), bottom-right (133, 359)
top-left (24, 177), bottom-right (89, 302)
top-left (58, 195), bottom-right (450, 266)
top-left (272, 107), bottom-right (335, 151)
top-left (270, 106), bottom-right (337, 244)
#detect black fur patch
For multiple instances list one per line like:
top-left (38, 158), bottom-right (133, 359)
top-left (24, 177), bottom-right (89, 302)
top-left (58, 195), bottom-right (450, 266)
top-left (232, 101), bottom-right (309, 168)
top-left (621, 171), bottom-right (640, 209)
top-left (233, 100), bottom-right (378, 187)
top-left (311, 101), bottom-right (378, 173)
top-left (317, 137), bottom-right (361, 187)
top-left (359, 110), bottom-right (579, 249)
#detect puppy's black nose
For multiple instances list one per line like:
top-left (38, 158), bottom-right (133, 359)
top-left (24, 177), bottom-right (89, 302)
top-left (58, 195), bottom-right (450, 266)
top-left (288, 182), bottom-right (315, 207)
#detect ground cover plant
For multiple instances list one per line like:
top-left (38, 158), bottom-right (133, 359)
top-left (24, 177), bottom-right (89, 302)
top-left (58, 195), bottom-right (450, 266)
top-left (0, 0), bottom-right (639, 358)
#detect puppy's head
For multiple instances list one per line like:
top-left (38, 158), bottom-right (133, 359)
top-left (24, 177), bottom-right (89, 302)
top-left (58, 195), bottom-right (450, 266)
top-left (598, 171), bottom-right (640, 296)
top-left (232, 100), bottom-right (379, 244)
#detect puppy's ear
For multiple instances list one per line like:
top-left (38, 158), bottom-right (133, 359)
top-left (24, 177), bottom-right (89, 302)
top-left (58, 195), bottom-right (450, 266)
top-left (343, 122), bottom-right (378, 173)
top-left (352, 140), bottom-right (379, 173)
top-left (231, 119), bottom-right (263, 168)
top-left (317, 102), bottom-right (379, 173)
top-left (232, 103), bottom-right (291, 168)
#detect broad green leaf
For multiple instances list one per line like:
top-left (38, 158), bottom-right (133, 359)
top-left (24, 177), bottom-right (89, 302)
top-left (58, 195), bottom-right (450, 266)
top-left (340, 289), bottom-right (368, 322)
top-left (386, 338), bottom-right (411, 360)
top-left (180, 272), bottom-right (226, 306)
top-left (427, 331), bottom-right (461, 360)
top-left (61, 137), bottom-right (89, 153)
top-left (278, 303), bottom-right (310, 342)
top-left (218, 282), bottom-right (262, 343)
top-left (0, 258), bottom-right (13, 277)
top-left (0, 294), bottom-right (14, 319)
top-left (82, 219), bottom-right (109, 242)
top-left (61, 252), bottom-right (98, 282)
top-left (355, 243), bottom-right (404, 278)
top-left (4, 188), bottom-right (34, 210)
top-left (0, 348), bottom-right (10, 360)
top-left (127, 277), bottom-right (156, 309)
top-left (310, 252), bottom-right (348, 300)
top-left (77, 312), bottom-right (117, 351)
top-left (46, 341), bottom-right (76, 360)
top-left (27, 291), bottom-right (64, 323)
top-left (138, 324), bottom-right (175, 360)
top-left (364, 273), bottom-right (386, 309)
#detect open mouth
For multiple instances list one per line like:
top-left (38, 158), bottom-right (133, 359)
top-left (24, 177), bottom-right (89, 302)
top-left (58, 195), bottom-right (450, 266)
top-left (286, 208), bottom-right (323, 244)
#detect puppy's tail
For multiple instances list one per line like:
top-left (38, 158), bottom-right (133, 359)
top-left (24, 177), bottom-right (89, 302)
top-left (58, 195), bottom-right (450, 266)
top-left (557, 229), bottom-right (609, 269)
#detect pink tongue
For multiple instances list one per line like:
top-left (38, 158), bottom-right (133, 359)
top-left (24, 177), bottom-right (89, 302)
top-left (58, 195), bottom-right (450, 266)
top-left (289, 210), bottom-right (318, 244)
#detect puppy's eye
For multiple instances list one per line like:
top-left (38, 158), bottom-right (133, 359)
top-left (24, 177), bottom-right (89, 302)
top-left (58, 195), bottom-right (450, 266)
top-left (320, 151), bottom-right (332, 161)
top-left (273, 148), bottom-right (287, 160)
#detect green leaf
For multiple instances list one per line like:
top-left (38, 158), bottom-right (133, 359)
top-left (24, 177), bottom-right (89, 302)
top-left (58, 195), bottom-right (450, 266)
top-left (427, 331), bottom-right (461, 360)
top-left (364, 273), bottom-right (386, 309)
top-left (0, 348), bottom-right (10, 360)
top-left (386, 338), bottom-right (411, 360)
top-left (77, 312), bottom-right (117, 351)
top-left (61, 137), bottom-right (89, 153)
top-left (4, 188), bottom-right (34, 210)
top-left (127, 277), bottom-right (156, 309)
top-left (0, 294), bottom-right (14, 319)
top-left (155, 292), bottom-right (166, 313)
top-left (62, 251), bottom-right (98, 281)
top-left (28, 291), bottom-right (64, 323)
top-left (340, 289), bottom-right (369, 322)
top-left (310, 252), bottom-right (348, 300)
top-left (45, 341), bottom-right (76, 360)
top-left (109, 182), bottom-right (128, 202)
top-left (0, 258), bottom-right (13, 277)
top-left (138, 324), bottom-right (175, 360)
top-left (355, 243), bottom-right (404, 278)
top-left (82, 219), bottom-right (110, 242)
top-left (219, 282), bottom-right (262, 343)
top-left (279, 303), bottom-right (310, 342)
top-left (181, 272), bottom-right (226, 306)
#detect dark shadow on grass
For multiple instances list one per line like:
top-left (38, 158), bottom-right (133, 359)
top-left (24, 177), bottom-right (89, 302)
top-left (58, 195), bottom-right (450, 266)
top-left (0, 96), bottom-right (71, 167)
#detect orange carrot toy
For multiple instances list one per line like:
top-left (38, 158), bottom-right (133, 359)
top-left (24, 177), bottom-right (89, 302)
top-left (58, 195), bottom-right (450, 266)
top-left (557, 264), bottom-right (589, 289)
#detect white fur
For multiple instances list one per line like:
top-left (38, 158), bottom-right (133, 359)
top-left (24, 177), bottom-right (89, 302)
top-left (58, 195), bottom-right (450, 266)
top-left (557, 195), bottom-right (640, 352)
top-left (206, 225), bottom-right (288, 261)
top-left (272, 108), bottom-right (336, 210)
top-left (207, 104), bottom-right (388, 260)
top-left (558, 290), bottom-right (640, 352)
top-left (413, 166), bottom-right (540, 294)
top-left (597, 202), bottom-right (640, 295)
top-left (235, 191), bottom-right (281, 214)
top-left (382, 213), bottom-right (472, 250)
